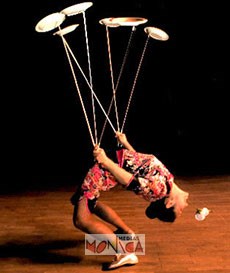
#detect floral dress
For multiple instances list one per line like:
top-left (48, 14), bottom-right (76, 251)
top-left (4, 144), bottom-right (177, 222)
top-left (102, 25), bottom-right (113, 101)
top-left (117, 149), bottom-right (174, 202)
top-left (78, 148), bottom-right (173, 203)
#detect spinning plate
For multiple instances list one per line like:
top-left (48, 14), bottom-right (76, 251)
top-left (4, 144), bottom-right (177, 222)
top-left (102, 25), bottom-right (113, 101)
top-left (35, 12), bottom-right (66, 32)
top-left (53, 24), bottom-right (80, 36)
top-left (109, 17), bottom-right (148, 27)
top-left (99, 18), bottom-right (120, 28)
top-left (61, 2), bottom-right (93, 16)
top-left (144, 27), bottom-right (169, 41)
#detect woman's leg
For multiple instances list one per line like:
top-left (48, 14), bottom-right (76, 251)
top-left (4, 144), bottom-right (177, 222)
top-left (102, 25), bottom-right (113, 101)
top-left (72, 196), bottom-right (138, 269)
top-left (93, 201), bottom-right (134, 234)
top-left (73, 196), bottom-right (129, 253)
top-left (73, 196), bottom-right (115, 234)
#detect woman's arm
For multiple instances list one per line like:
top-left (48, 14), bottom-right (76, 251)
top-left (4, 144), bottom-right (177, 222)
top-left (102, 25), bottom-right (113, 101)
top-left (93, 146), bottom-right (133, 186)
top-left (115, 132), bottom-right (136, 152)
top-left (92, 131), bottom-right (136, 186)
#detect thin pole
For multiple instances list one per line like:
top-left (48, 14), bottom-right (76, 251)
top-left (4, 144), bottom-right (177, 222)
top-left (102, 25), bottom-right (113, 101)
top-left (99, 26), bottom-right (137, 144)
top-left (121, 35), bottom-right (150, 132)
top-left (60, 34), bottom-right (96, 146)
top-left (63, 38), bottom-right (117, 136)
top-left (82, 11), bottom-right (98, 144)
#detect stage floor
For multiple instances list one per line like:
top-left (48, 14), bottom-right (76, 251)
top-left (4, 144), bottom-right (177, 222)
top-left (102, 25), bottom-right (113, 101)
top-left (0, 175), bottom-right (229, 273)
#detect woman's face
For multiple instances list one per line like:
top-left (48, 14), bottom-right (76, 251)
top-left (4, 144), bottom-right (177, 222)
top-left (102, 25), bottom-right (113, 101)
top-left (173, 191), bottom-right (189, 217)
top-left (165, 187), bottom-right (189, 218)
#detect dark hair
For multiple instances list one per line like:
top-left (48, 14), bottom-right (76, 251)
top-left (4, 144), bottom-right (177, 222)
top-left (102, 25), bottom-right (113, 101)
top-left (145, 197), bottom-right (176, 222)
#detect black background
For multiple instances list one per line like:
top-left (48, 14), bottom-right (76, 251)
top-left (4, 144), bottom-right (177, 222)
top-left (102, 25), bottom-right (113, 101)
top-left (3, 1), bottom-right (229, 189)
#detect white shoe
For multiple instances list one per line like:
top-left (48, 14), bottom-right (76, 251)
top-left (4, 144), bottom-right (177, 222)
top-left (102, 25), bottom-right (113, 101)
top-left (107, 253), bottom-right (138, 270)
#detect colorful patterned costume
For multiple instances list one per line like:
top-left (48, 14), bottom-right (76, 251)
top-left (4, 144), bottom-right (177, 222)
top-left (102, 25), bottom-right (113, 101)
top-left (75, 149), bottom-right (173, 206)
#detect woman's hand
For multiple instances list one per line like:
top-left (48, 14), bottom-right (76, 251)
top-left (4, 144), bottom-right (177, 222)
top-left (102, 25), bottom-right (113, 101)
top-left (115, 131), bottom-right (128, 146)
top-left (115, 131), bottom-right (136, 152)
top-left (93, 145), bottom-right (109, 166)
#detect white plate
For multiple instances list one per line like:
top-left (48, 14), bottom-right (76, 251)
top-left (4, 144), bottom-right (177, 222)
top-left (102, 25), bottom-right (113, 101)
top-left (35, 12), bottom-right (66, 32)
top-left (99, 18), bottom-right (120, 28)
top-left (110, 17), bottom-right (148, 27)
top-left (60, 2), bottom-right (93, 16)
top-left (53, 24), bottom-right (80, 36)
top-left (144, 27), bottom-right (169, 41)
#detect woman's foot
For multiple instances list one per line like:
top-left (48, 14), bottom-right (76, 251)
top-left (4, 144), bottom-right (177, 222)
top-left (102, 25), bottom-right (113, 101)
top-left (107, 253), bottom-right (139, 270)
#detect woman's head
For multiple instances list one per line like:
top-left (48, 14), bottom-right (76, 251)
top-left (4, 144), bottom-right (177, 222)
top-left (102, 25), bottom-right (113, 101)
top-left (145, 187), bottom-right (189, 222)
top-left (165, 184), bottom-right (189, 218)
top-left (145, 197), bottom-right (176, 222)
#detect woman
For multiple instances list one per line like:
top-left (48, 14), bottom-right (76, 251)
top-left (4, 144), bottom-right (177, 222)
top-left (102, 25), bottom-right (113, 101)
top-left (71, 132), bottom-right (189, 269)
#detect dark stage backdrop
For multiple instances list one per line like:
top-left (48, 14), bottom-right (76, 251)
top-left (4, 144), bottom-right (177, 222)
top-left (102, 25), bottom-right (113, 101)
top-left (3, 1), bottom-right (229, 189)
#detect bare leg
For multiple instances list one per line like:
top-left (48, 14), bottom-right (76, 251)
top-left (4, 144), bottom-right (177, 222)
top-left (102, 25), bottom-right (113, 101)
top-left (73, 197), bottom-right (114, 234)
top-left (73, 196), bottom-right (138, 269)
top-left (73, 196), bottom-right (130, 252)
top-left (94, 201), bottom-right (134, 234)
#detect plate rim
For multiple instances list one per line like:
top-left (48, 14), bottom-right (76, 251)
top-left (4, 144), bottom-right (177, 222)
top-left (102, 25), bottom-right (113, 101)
top-left (35, 12), bottom-right (66, 33)
top-left (110, 17), bottom-right (148, 26)
top-left (60, 2), bottom-right (93, 16)
top-left (144, 26), bottom-right (169, 41)
top-left (53, 24), bottom-right (80, 36)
